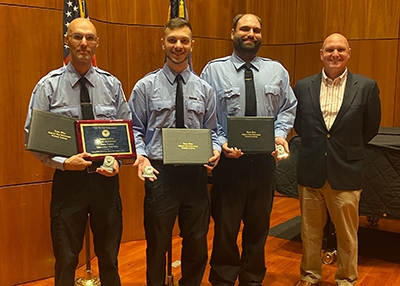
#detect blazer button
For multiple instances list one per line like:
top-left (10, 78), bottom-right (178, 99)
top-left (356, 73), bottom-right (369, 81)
top-left (324, 152), bottom-right (328, 156)
top-left (327, 134), bottom-right (331, 138)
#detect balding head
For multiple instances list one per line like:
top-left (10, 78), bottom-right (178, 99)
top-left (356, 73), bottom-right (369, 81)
top-left (67, 18), bottom-right (97, 36)
top-left (320, 33), bottom-right (351, 79)
top-left (64, 18), bottom-right (99, 74)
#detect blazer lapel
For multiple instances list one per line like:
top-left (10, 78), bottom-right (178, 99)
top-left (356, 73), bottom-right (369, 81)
top-left (331, 72), bottom-right (359, 129)
top-left (308, 73), bottom-right (326, 128)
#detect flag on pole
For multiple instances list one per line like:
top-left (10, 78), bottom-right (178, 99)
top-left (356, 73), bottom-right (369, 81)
top-left (63, 0), bottom-right (97, 66)
top-left (168, 0), bottom-right (191, 69)
top-left (169, 0), bottom-right (188, 19)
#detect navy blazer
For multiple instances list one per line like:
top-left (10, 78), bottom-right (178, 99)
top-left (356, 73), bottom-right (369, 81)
top-left (294, 71), bottom-right (381, 190)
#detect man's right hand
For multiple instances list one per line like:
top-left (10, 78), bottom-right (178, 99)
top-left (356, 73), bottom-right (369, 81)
top-left (222, 142), bottom-right (243, 159)
top-left (133, 154), bottom-right (159, 182)
top-left (63, 152), bottom-right (93, 171)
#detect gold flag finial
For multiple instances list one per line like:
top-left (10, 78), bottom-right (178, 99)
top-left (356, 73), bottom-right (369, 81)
top-left (78, 0), bottom-right (85, 18)
top-left (179, 0), bottom-right (185, 18)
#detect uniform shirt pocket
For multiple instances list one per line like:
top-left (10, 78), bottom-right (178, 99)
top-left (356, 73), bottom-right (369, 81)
top-left (94, 104), bottom-right (116, 119)
top-left (264, 85), bottom-right (280, 115)
top-left (186, 97), bottom-right (205, 128)
top-left (218, 86), bottom-right (241, 116)
top-left (51, 106), bottom-right (79, 118)
top-left (149, 100), bottom-right (174, 112)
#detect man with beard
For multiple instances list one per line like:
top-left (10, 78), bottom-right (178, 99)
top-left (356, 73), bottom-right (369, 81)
top-left (200, 14), bottom-right (297, 285)
top-left (128, 17), bottom-right (220, 286)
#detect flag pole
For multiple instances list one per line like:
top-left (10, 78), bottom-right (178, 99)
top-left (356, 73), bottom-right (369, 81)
top-left (74, 215), bottom-right (101, 286)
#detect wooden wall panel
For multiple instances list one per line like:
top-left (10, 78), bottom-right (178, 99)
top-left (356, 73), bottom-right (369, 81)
top-left (0, 184), bottom-right (53, 285)
top-left (295, 0), bottom-right (324, 43)
top-left (189, 0), bottom-right (238, 39)
top-left (119, 165), bottom-right (146, 241)
top-left (297, 0), bottom-right (400, 43)
top-left (396, 43), bottom-right (400, 126)
top-left (347, 40), bottom-right (398, 127)
top-left (106, 0), bottom-right (166, 25)
top-left (86, 0), bottom-right (108, 21)
top-left (125, 26), bottom-right (165, 97)
top-left (191, 38), bottom-right (233, 74)
top-left (294, 43), bottom-right (323, 83)
top-left (0, 0), bottom-right (59, 9)
top-left (245, 0), bottom-right (297, 44)
top-left (0, 5), bottom-right (60, 186)
top-left (323, 0), bottom-right (400, 40)
top-left (259, 45), bottom-right (296, 86)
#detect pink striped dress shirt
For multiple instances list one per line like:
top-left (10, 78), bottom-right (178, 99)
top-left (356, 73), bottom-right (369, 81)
top-left (320, 68), bottom-right (348, 130)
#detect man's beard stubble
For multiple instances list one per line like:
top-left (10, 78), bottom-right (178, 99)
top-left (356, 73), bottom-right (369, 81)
top-left (233, 36), bottom-right (261, 59)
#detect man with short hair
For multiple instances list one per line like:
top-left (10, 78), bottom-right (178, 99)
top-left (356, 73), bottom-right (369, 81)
top-left (24, 18), bottom-right (129, 285)
top-left (201, 13), bottom-right (297, 285)
top-left (294, 33), bottom-right (381, 286)
top-left (129, 17), bottom-right (220, 286)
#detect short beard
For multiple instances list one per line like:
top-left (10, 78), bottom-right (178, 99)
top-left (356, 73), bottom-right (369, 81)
top-left (233, 36), bottom-right (261, 59)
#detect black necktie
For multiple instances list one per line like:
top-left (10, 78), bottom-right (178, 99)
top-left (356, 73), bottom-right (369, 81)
top-left (79, 77), bottom-right (94, 120)
top-left (175, 74), bottom-right (184, 128)
top-left (244, 63), bottom-right (257, 116)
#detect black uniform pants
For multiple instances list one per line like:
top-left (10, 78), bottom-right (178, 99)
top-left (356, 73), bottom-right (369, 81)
top-left (209, 154), bottom-right (275, 286)
top-left (144, 161), bottom-right (210, 286)
top-left (51, 169), bottom-right (122, 286)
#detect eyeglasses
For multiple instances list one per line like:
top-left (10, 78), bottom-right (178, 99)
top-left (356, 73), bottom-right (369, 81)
top-left (68, 33), bottom-right (98, 43)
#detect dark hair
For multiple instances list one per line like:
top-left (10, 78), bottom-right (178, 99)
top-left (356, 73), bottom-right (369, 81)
top-left (232, 14), bottom-right (262, 30)
top-left (164, 17), bottom-right (193, 33)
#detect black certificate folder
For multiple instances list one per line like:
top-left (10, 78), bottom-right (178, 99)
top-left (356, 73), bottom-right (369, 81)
top-left (227, 116), bottom-right (275, 153)
top-left (162, 128), bottom-right (213, 165)
top-left (26, 109), bottom-right (78, 157)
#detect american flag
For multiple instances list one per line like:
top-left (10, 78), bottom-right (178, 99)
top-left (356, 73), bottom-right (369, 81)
top-left (63, 0), bottom-right (97, 66)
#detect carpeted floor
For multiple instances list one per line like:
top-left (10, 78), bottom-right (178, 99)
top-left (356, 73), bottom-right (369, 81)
top-left (268, 216), bottom-right (400, 264)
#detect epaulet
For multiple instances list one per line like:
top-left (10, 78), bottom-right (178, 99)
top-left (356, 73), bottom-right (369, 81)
top-left (94, 66), bottom-right (112, 76)
top-left (207, 55), bottom-right (231, 65)
top-left (143, 68), bottom-right (161, 78)
top-left (47, 66), bottom-right (66, 78)
top-left (259, 57), bottom-right (273, 62)
top-left (190, 69), bottom-right (199, 77)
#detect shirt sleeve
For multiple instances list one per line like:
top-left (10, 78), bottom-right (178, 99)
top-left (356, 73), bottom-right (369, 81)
top-left (274, 68), bottom-right (297, 139)
top-left (128, 80), bottom-right (148, 157)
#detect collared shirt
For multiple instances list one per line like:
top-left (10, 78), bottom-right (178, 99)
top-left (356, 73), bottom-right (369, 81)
top-left (320, 68), bottom-right (348, 130)
top-left (200, 52), bottom-right (297, 145)
top-left (128, 64), bottom-right (220, 160)
top-left (24, 63), bottom-right (131, 170)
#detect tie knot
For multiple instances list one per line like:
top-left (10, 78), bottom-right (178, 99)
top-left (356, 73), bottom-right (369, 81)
top-left (79, 77), bottom-right (87, 85)
top-left (176, 74), bottom-right (183, 83)
top-left (244, 63), bottom-right (252, 70)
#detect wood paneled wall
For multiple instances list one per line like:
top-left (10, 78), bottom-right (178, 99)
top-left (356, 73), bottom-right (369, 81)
top-left (1, 0), bottom-right (399, 284)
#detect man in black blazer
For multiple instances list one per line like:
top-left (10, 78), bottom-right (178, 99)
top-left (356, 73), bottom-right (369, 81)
top-left (293, 33), bottom-right (381, 286)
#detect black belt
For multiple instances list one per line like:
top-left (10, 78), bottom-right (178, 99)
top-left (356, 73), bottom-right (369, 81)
top-left (86, 161), bottom-right (103, 173)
